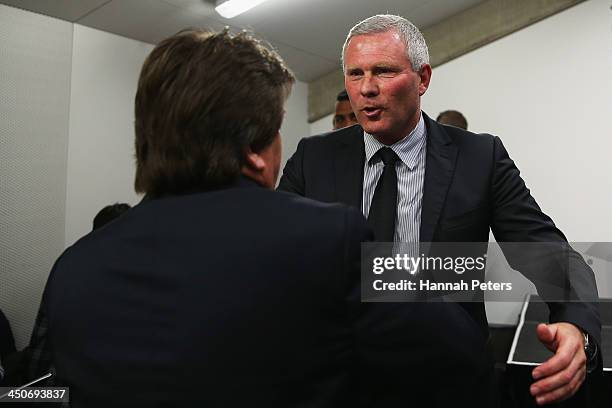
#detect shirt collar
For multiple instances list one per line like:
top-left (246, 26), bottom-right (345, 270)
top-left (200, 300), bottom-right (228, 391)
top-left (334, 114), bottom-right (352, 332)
top-left (363, 112), bottom-right (426, 170)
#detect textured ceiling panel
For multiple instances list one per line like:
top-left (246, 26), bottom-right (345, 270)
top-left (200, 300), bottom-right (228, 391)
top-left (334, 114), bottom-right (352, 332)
top-left (77, 0), bottom-right (225, 45)
top-left (271, 41), bottom-right (340, 82)
top-left (0, 0), bottom-right (110, 21)
top-left (0, 0), bottom-right (486, 81)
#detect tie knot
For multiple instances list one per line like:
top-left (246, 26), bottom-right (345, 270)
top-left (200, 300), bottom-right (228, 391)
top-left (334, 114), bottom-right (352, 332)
top-left (376, 147), bottom-right (400, 166)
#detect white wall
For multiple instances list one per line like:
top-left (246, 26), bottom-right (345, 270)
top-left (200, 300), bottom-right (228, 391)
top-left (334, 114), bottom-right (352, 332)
top-left (0, 4), bottom-right (72, 350)
top-left (280, 80), bottom-right (309, 173)
top-left (64, 25), bottom-right (153, 246)
top-left (310, 112), bottom-right (334, 135)
top-left (422, 0), bottom-right (612, 243)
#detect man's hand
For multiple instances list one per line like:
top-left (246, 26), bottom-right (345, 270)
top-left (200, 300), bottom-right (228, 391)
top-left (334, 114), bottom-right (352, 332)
top-left (530, 322), bottom-right (586, 405)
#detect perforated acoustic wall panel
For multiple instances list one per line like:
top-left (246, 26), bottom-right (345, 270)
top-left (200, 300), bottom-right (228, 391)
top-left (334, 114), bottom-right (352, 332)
top-left (0, 4), bottom-right (73, 349)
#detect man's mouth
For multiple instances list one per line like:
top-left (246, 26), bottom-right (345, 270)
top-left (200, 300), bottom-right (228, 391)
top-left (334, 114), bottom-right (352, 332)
top-left (362, 106), bottom-right (383, 118)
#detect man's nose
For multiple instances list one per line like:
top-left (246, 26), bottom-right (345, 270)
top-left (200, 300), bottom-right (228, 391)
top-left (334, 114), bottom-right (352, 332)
top-left (360, 74), bottom-right (379, 97)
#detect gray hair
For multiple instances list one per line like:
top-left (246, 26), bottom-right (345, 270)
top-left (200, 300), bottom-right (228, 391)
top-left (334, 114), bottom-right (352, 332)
top-left (341, 14), bottom-right (429, 72)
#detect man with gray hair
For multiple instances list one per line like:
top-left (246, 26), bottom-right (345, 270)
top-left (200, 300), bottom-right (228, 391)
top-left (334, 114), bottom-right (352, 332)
top-left (280, 14), bottom-right (600, 407)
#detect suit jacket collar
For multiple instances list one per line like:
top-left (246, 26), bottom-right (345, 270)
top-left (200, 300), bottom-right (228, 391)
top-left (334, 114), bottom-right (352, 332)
top-left (331, 113), bottom-right (458, 243)
top-left (140, 175), bottom-right (263, 204)
top-left (333, 124), bottom-right (365, 209)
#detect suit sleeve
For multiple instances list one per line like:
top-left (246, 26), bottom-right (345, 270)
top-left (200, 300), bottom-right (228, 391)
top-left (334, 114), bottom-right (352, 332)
top-left (278, 138), bottom-right (306, 195)
top-left (343, 207), bottom-right (372, 300)
top-left (490, 136), bottom-right (601, 350)
top-left (490, 135), bottom-right (563, 242)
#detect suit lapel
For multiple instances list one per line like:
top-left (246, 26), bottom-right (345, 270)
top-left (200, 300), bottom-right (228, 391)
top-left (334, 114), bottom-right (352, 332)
top-left (420, 115), bottom-right (458, 243)
top-left (334, 126), bottom-right (365, 209)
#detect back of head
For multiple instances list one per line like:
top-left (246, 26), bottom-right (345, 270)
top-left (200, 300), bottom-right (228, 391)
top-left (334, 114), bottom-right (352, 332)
top-left (134, 29), bottom-right (295, 198)
top-left (92, 203), bottom-right (131, 230)
top-left (341, 14), bottom-right (429, 72)
top-left (436, 110), bottom-right (468, 130)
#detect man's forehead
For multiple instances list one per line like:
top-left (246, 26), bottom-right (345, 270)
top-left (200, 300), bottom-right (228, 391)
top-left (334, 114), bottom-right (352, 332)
top-left (346, 30), bottom-right (401, 49)
top-left (352, 29), bottom-right (400, 41)
top-left (344, 31), bottom-right (406, 62)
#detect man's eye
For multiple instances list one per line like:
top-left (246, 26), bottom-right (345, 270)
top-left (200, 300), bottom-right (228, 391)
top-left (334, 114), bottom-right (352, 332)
top-left (376, 68), bottom-right (395, 77)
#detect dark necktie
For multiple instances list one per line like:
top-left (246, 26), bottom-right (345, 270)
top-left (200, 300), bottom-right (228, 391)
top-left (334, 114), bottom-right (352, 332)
top-left (367, 147), bottom-right (400, 242)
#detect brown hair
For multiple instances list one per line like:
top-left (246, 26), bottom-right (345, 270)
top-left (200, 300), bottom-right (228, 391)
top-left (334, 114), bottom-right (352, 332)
top-left (134, 28), bottom-right (294, 197)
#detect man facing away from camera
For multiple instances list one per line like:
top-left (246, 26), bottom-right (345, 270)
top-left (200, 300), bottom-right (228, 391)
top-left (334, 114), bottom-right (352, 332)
top-left (41, 29), bottom-right (380, 407)
top-left (279, 14), bottom-right (600, 407)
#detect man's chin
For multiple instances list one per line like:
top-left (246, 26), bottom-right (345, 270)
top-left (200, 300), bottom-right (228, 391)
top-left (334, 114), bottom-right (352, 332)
top-left (361, 121), bottom-right (385, 136)
top-left (362, 124), bottom-right (390, 139)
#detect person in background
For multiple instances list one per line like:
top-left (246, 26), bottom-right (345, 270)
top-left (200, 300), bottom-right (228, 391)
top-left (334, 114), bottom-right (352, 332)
top-left (436, 109), bottom-right (468, 130)
top-left (92, 203), bottom-right (131, 230)
top-left (332, 89), bottom-right (358, 129)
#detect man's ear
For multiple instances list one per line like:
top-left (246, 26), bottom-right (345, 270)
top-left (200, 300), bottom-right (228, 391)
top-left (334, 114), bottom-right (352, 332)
top-left (241, 148), bottom-right (267, 185)
top-left (418, 64), bottom-right (432, 96)
top-left (244, 149), bottom-right (266, 172)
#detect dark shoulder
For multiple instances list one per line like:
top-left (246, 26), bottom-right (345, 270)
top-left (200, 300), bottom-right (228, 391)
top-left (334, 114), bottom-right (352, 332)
top-left (274, 189), bottom-right (370, 243)
top-left (441, 123), bottom-right (495, 145)
top-left (300, 124), bottom-right (363, 148)
top-left (266, 187), bottom-right (364, 222)
top-left (426, 116), bottom-right (498, 158)
top-left (236, 187), bottom-right (366, 236)
top-left (275, 187), bottom-right (354, 212)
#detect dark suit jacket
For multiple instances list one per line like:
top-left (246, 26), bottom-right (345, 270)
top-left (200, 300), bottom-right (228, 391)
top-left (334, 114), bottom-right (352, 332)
top-left (42, 176), bottom-right (499, 407)
top-left (279, 113), bottom-right (601, 359)
top-left (45, 178), bottom-right (377, 407)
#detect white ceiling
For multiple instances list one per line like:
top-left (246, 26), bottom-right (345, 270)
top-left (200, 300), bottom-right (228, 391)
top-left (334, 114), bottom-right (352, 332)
top-left (1, 0), bottom-right (484, 81)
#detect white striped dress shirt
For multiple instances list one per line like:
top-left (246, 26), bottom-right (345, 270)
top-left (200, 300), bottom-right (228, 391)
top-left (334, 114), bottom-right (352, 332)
top-left (362, 113), bottom-right (427, 243)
